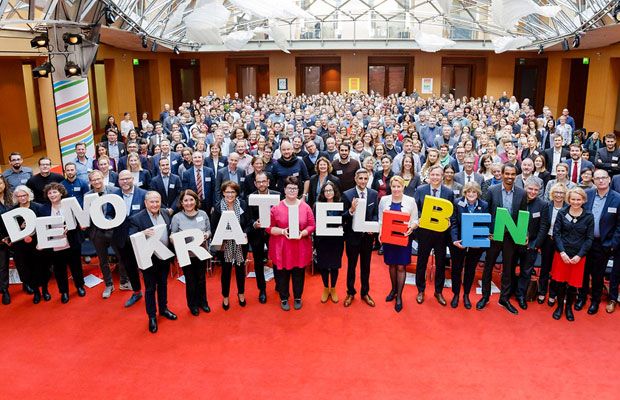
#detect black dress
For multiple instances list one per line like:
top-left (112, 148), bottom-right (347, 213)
top-left (313, 210), bottom-right (345, 270)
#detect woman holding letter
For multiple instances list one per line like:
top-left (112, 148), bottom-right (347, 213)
top-left (267, 176), bottom-right (316, 311)
top-left (378, 176), bottom-right (418, 312)
top-left (550, 187), bottom-right (593, 321)
top-left (0, 176), bottom-right (14, 305)
top-left (449, 182), bottom-right (488, 309)
top-left (171, 189), bottom-right (211, 316)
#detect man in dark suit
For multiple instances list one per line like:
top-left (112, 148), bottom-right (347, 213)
top-left (454, 156), bottom-right (484, 186)
top-left (413, 165), bottom-right (455, 306)
top-left (129, 191), bottom-right (177, 333)
top-left (578, 169), bottom-right (620, 314)
top-left (114, 170), bottom-right (148, 308)
top-left (151, 140), bottom-right (182, 176)
top-left (543, 134), bottom-right (569, 178)
top-left (248, 172), bottom-right (280, 304)
top-left (182, 151), bottom-right (216, 212)
top-left (477, 163), bottom-right (528, 314)
top-left (118, 142), bottom-right (148, 172)
top-left (342, 169), bottom-right (378, 308)
top-left (215, 152), bottom-right (246, 203)
top-left (302, 139), bottom-right (328, 175)
top-left (104, 131), bottom-right (126, 165)
top-left (565, 144), bottom-right (594, 184)
top-left (594, 133), bottom-right (620, 177)
top-left (149, 157), bottom-right (182, 215)
top-left (515, 178), bottom-right (550, 310)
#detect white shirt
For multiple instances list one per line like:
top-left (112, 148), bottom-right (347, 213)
top-left (552, 148), bottom-right (563, 175)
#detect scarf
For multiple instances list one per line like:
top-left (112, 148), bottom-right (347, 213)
top-left (220, 198), bottom-right (244, 265)
top-left (277, 156), bottom-right (298, 168)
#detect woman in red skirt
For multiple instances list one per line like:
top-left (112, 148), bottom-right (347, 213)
top-left (551, 187), bottom-right (594, 321)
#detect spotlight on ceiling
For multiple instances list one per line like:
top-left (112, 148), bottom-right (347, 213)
top-left (141, 35), bottom-right (148, 49)
top-left (65, 61), bottom-right (82, 77)
top-left (104, 6), bottom-right (117, 25)
top-left (62, 33), bottom-right (83, 46)
top-left (173, 45), bottom-right (180, 55)
top-left (562, 38), bottom-right (570, 51)
top-left (572, 34), bottom-right (580, 48)
top-left (151, 41), bottom-right (158, 53)
top-left (30, 33), bottom-right (49, 49)
top-left (32, 62), bottom-right (53, 78)
top-left (537, 44), bottom-right (544, 55)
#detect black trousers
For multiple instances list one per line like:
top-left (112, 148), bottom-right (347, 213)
top-left (182, 257), bottom-right (207, 309)
top-left (142, 257), bottom-right (171, 318)
top-left (221, 261), bottom-right (245, 297)
top-left (580, 239), bottom-right (610, 304)
top-left (118, 241), bottom-right (142, 292)
top-left (345, 234), bottom-right (374, 296)
top-left (481, 238), bottom-right (520, 301)
top-left (50, 247), bottom-right (85, 294)
top-left (415, 229), bottom-right (449, 294)
top-left (610, 248), bottom-right (620, 302)
top-left (515, 247), bottom-right (540, 299)
top-left (451, 247), bottom-right (484, 296)
top-left (14, 242), bottom-right (48, 290)
top-left (249, 233), bottom-right (268, 292)
top-left (0, 245), bottom-right (9, 292)
top-left (538, 235), bottom-right (557, 298)
top-left (277, 267), bottom-right (305, 300)
top-left (320, 268), bottom-right (339, 288)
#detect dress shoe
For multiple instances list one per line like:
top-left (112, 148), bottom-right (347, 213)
top-left (33, 291), bottom-right (41, 304)
top-left (385, 291), bottom-right (397, 302)
top-left (547, 297), bottom-right (557, 307)
top-left (378, 248), bottom-right (384, 255)
top-left (395, 301), bottom-right (403, 313)
top-left (329, 288), bottom-right (339, 303)
top-left (537, 295), bottom-right (545, 305)
top-left (463, 294), bottom-right (472, 310)
top-left (42, 290), bottom-right (51, 302)
top-left (61, 293), bottom-right (69, 304)
top-left (160, 309), bottom-right (177, 320)
top-left (124, 292), bottom-right (142, 308)
top-left (1, 290), bottom-right (10, 305)
top-left (201, 304), bottom-right (211, 313)
top-left (190, 308), bottom-right (200, 316)
top-left (362, 294), bottom-right (375, 307)
top-left (574, 298), bottom-right (585, 311)
top-left (148, 317), bottom-right (158, 333)
top-left (343, 294), bottom-right (354, 307)
top-left (606, 300), bottom-right (617, 314)
top-left (294, 299), bottom-right (303, 310)
top-left (77, 287), bottom-right (86, 297)
top-left (119, 282), bottom-right (133, 291)
top-left (499, 299), bottom-right (519, 315)
top-left (517, 297), bottom-right (528, 310)
top-left (434, 292), bottom-right (447, 306)
top-left (416, 291), bottom-right (425, 304)
top-left (450, 295), bottom-right (459, 308)
top-left (587, 302), bottom-right (599, 315)
top-left (280, 299), bottom-right (290, 311)
top-left (321, 287), bottom-right (330, 303)
top-left (23, 284), bottom-right (34, 295)
top-left (258, 290), bottom-right (267, 304)
top-left (222, 299), bottom-right (230, 311)
top-left (238, 294), bottom-right (247, 307)
top-left (476, 297), bottom-right (489, 310)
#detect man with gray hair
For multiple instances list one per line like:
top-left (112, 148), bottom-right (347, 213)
top-left (515, 157), bottom-right (544, 198)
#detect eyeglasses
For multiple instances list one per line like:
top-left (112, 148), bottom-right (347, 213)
top-left (224, 191), bottom-right (237, 195)
top-left (285, 187), bottom-right (299, 191)
top-left (324, 189), bottom-right (334, 193)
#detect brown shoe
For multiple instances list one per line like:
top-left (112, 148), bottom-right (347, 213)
top-left (606, 300), bottom-right (617, 314)
top-left (321, 288), bottom-right (329, 303)
top-left (362, 294), bottom-right (375, 307)
top-left (344, 294), bottom-right (354, 307)
top-left (329, 288), bottom-right (339, 303)
top-left (434, 292), bottom-right (447, 306)
top-left (416, 291), bottom-right (425, 304)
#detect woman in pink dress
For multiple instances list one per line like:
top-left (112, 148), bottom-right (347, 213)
top-left (267, 176), bottom-right (316, 311)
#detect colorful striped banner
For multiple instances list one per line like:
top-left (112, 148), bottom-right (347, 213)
top-left (53, 78), bottom-right (95, 165)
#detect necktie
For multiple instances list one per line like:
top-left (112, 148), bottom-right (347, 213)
top-left (360, 191), bottom-right (365, 199)
top-left (432, 188), bottom-right (438, 197)
top-left (571, 162), bottom-right (578, 183)
top-left (196, 169), bottom-right (203, 199)
top-left (467, 175), bottom-right (471, 182)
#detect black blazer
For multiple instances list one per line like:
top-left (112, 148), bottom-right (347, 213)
top-left (149, 174), bottom-right (182, 211)
top-left (543, 147), bottom-right (570, 174)
top-left (205, 156), bottom-right (228, 173)
top-left (371, 170), bottom-right (394, 196)
top-left (413, 184), bottom-right (455, 217)
top-left (128, 209), bottom-right (174, 260)
top-left (484, 184), bottom-right (528, 227)
top-left (306, 174), bottom-right (340, 207)
top-left (211, 199), bottom-right (252, 259)
top-left (342, 187), bottom-right (378, 245)
top-left (113, 187), bottom-right (148, 248)
top-left (450, 198), bottom-right (490, 243)
top-left (403, 175), bottom-right (422, 198)
top-left (182, 166), bottom-right (216, 212)
top-left (526, 197), bottom-right (550, 249)
top-left (553, 208), bottom-right (594, 257)
top-left (302, 152), bottom-right (329, 176)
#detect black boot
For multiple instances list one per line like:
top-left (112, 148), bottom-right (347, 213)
top-left (565, 287), bottom-right (575, 322)
top-left (552, 282), bottom-right (566, 320)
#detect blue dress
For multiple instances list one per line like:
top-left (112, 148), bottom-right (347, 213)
top-left (383, 202), bottom-right (412, 265)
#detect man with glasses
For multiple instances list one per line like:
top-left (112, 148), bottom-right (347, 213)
top-left (26, 157), bottom-right (64, 203)
top-left (454, 156), bottom-right (484, 186)
top-left (3, 152), bottom-right (32, 191)
top-left (577, 169), bottom-right (620, 314)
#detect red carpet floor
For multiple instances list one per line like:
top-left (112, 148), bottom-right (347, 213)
top-left (0, 256), bottom-right (618, 400)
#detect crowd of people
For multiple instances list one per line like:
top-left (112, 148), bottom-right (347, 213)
top-left (1, 89), bottom-right (619, 333)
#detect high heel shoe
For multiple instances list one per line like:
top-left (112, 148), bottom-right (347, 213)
top-left (395, 300), bottom-right (403, 313)
top-left (222, 298), bottom-right (230, 311)
top-left (238, 294), bottom-right (246, 307)
top-left (385, 291), bottom-right (397, 302)
top-left (42, 290), bottom-right (51, 302)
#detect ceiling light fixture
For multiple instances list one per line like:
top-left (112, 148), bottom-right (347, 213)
top-left (64, 61), bottom-right (82, 77)
top-left (63, 33), bottom-right (83, 46)
top-left (30, 33), bottom-right (49, 48)
top-left (32, 62), bottom-right (53, 78)
top-left (572, 34), bottom-right (580, 48)
top-left (562, 38), bottom-right (570, 51)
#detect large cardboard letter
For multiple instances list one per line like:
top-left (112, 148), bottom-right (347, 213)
top-left (287, 202), bottom-right (300, 239)
top-left (419, 196), bottom-right (454, 232)
top-left (90, 194), bottom-right (127, 229)
top-left (171, 228), bottom-right (212, 267)
top-left (461, 213), bottom-right (492, 248)
top-left (129, 224), bottom-right (175, 270)
top-left (352, 198), bottom-right (379, 233)
top-left (493, 208), bottom-right (529, 245)
top-left (248, 194), bottom-right (280, 227)
top-left (211, 210), bottom-right (248, 246)
top-left (380, 210), bottom-right (410, 246)
top-left (61, 195), bottom-right (93, 230)
top-left (36, 216), bottom-right (68, 250)
top-left (315, 202), bottom-right (343, 236)
top-left (1, 207), bottom-right (37, 242)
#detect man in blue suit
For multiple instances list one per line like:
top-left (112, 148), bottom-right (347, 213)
top-left (342, 169), bottom-right (378, 308)
top-left (477, 163), bottom-right (528, 314)
top-left (215, 152), bottom-right (246, 203)
top-left (565, 144), bottom-right (594, 184)
top-left (413, 165), bottom-right (455, 306)
top-left (114, 170), bottom-right (148, 308)
top-left (578, 169), bottom-right (620, 314)
top-left (149, 157), bottom-right (182, 215)
top-left (151, 140), bottom-right (182, 176)
top-left (118, 142), bottom-right (148, 172)
top-left (181, 151), bottom-right (216, 212)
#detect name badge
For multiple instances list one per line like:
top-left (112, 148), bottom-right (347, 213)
top-left (21, 178), bottom-right (28, 183)
top-left (218, 162), bottom-right (224, 167)
top-left (609, 207), bottom-right (617, 214)
top-left (336, 170), bottom-right (343, 175)
top-left (169, 184), bottom-right (175, 189)
top-left (292, 172), bottom-right (299, 177)
top-left (613, 157), bottom-right (619, 161)
top-left (378, 179), bottom-right (383, 185)
top-left (132, 204), bottom-right (140, 210)
top-left (453, 190), bottom-right (460, 195)
top-left (561, 157), bottom-right (566, 161)
top-left (172, 160), bottom-right (178, 165)
top-left (74, 187), bottom-right (81, 192)
top-left (565, 213), bottom-right (573, 223)
top-left (458, 200), bottom-right (466, 207)
top-left (532, 212), bottom-right (540, 218)
top-left (240, 177), bottom-right (246, 182)
top-left (205, 177), bottom-right (212, 182)
top-left (137, 181), bottom-right (142, 186)
top-left (196, 216), bottom-right (204, 222)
